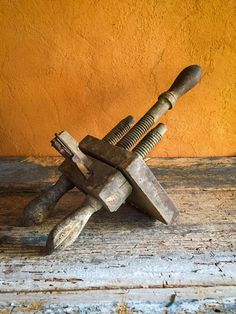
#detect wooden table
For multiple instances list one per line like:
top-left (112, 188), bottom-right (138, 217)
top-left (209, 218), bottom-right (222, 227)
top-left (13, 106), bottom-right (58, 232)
top-left (0, 157), bottom-right (235, 313)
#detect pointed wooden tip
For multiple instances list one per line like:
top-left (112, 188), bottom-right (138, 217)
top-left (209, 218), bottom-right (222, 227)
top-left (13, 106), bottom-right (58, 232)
top-left (45, 200), bottom-right (100, 254)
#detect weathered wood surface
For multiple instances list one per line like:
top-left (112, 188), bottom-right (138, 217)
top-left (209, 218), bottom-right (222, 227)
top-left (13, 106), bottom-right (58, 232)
top-left (0, 287), bottom-right (235, 314)
top-left (0, 156), bottom-right (235, 192)
top-left (0, 157), bottom-right (235, 313)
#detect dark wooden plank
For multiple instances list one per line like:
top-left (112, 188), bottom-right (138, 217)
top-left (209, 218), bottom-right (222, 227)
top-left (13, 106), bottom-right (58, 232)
top-left (148, 157), bottom-right (236, 190)
top-left (0, 190), bottom-right (235, 227)
top-left (0, 157), bottom-right (61, 192)
top-left (0, 157), bottom-right (235, 192)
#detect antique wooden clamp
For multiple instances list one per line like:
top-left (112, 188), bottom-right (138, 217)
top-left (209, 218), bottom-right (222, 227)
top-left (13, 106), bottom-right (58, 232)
top-left (22, 65), bottom-right (202, 254)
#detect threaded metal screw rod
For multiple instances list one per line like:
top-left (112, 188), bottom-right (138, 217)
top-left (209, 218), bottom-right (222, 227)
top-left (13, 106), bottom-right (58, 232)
top-left (117, 65), bottom-right (202, 151)
top-left (133, 123), bottom-right (167, 159)
top-left (116, 113), bottom-right (156, 150)
top-left (116, 100), bottom-right (170, 150)
top-left (102, 115), bottom-right (135, 145)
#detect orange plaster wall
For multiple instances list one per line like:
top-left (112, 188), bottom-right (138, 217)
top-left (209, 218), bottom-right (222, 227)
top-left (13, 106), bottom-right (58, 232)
top-left (0, 0), bottom-right (235, 157)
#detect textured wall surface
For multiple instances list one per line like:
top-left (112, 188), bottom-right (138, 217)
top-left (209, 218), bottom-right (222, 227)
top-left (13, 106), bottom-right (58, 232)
top-left (0, 0), bottom-right (235, 157)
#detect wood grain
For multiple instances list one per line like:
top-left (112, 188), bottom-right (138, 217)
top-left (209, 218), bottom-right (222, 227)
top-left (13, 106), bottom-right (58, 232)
top-left (0, 157), bottom-right (235, 192)
top-left (0, 287), bottom-right (235, 314)
top-left (0, 157), bottom-right (235, 313)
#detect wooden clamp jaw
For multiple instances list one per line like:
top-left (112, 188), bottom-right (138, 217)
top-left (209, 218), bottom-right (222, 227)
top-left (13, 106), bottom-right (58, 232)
top-left (79, 135), bottom-right (178, 224)
top-left (54, 130), bottom-right (178, 223)
top-left (57, 132), bottom-right (132, 213)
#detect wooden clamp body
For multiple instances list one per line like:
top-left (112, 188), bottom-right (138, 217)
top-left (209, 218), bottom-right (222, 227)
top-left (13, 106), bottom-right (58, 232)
top-left (80, 135), bottom-right (178, 224)
top-left (21, 65), bottom-right (202, 253)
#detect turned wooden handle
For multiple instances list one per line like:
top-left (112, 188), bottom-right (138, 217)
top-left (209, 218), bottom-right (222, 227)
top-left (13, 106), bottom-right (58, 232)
top-left (149, 65), bottom-right (202, 120)
top-left (46, 196), bottom-right (102, 254)
top-left (22, 175), bottom-right (74, 226)
top-left (167, 65), bottom-right (202, 100)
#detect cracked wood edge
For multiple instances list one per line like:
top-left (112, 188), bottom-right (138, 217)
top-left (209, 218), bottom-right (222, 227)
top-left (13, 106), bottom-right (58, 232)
top-left (0, 286), bottom-right (235, 314)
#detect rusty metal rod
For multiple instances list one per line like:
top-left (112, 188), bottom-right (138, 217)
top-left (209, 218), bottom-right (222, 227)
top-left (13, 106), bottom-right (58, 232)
top-left (103, 115), bottom-right (135, 145)
top-left (132, 123), bottom-right (167, 159)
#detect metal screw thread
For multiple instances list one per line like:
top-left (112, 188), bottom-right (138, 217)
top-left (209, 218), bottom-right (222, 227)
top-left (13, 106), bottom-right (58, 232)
top-left (102, 115), bottom-right (135, 145)
top-left (116, 113), bottom-right (155, 150)
top-left (133, 123), bottom-right (167, 159)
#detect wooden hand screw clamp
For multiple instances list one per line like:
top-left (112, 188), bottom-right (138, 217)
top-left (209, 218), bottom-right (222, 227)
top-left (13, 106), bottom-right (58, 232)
top-left (22, 65), bottom-right (202, 254)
